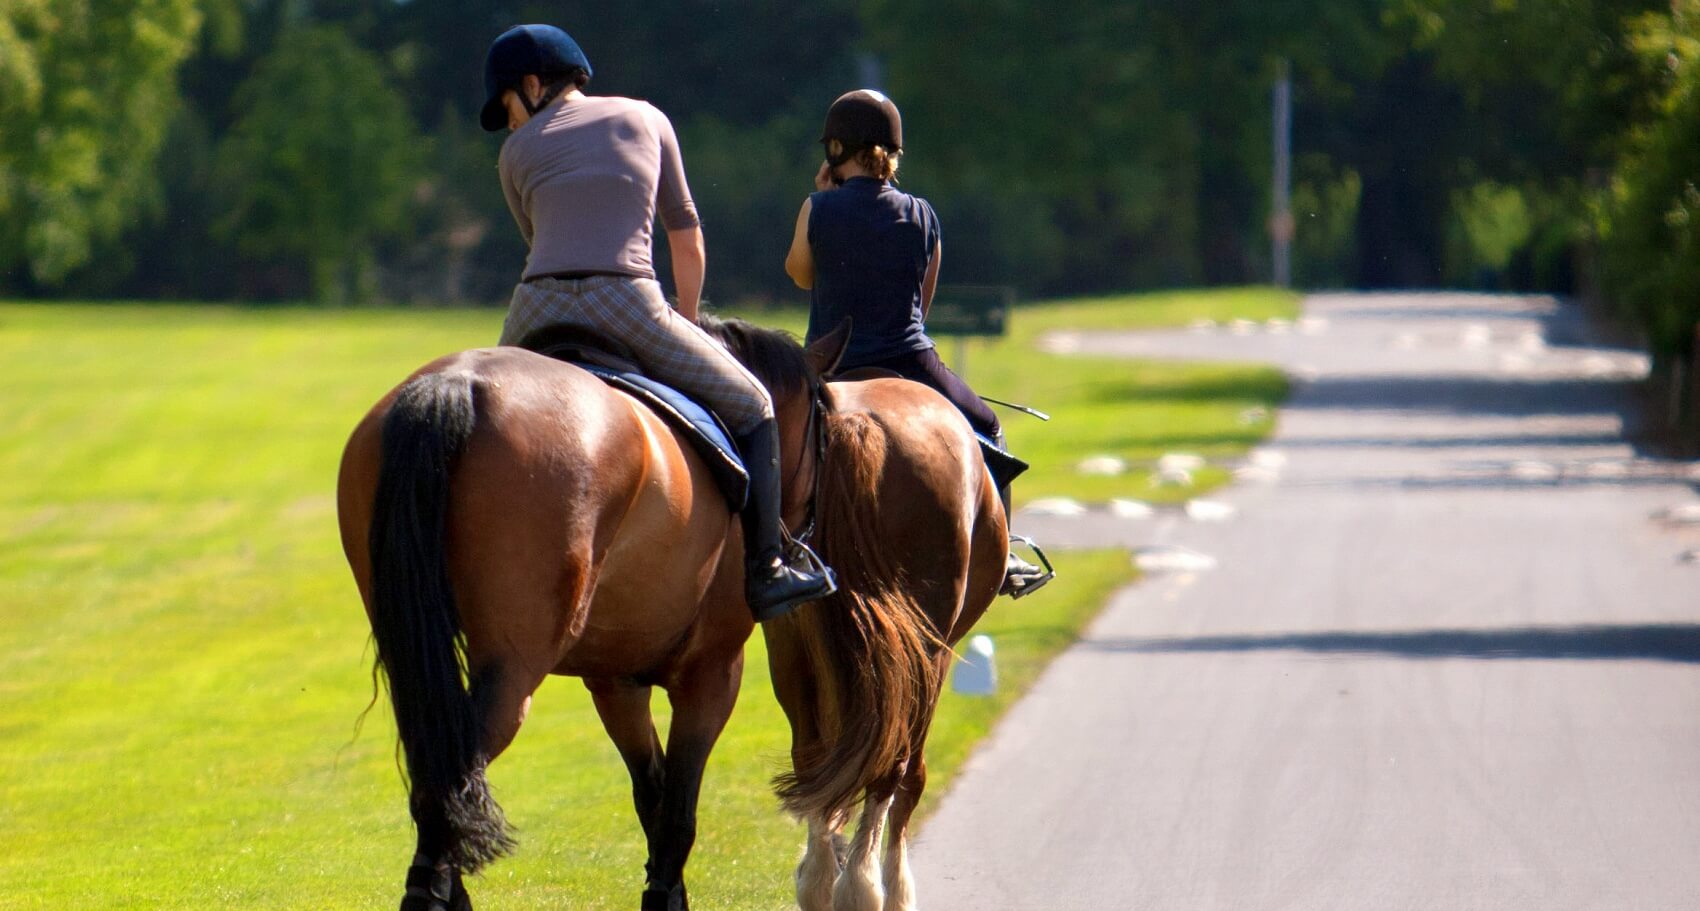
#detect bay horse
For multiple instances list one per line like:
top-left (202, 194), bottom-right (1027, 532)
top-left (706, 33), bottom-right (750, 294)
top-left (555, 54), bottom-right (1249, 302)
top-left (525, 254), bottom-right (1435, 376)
top-left (727, 360), bottom-right (1008, 911)
top-left (336, 317), bottom-right (853, 911)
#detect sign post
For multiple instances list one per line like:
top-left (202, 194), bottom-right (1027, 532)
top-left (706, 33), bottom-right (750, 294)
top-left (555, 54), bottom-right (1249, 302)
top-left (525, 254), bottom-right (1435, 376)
top-left (926, 284), bottom-right (1013, 376)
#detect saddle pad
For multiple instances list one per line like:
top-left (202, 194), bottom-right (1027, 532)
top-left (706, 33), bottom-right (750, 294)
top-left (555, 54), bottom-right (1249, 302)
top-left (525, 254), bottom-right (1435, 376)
top-left (977, 433), bottom-right (1030, 490)
top-left (578, 364), bottom-right (750, 511)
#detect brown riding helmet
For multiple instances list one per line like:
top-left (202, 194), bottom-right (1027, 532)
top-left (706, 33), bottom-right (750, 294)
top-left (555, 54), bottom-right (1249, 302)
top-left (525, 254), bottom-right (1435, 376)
top-left (820, 90), bottom-right (903, 165)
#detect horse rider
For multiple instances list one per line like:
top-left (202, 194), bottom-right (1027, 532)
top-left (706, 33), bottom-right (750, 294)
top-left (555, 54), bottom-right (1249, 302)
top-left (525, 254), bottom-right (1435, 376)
top-left (783, 89), bottom-right (1049, 597)
top-left (482, 24), bottom-right (835, 620)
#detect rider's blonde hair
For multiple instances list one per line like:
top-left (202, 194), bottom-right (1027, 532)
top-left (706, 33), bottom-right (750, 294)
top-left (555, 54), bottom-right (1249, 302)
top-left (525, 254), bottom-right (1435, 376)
top-left (827, 140), bottom-right (901, 182)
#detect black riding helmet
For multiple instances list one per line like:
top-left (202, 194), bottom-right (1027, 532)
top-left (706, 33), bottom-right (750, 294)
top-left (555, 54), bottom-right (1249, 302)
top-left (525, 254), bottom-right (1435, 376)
top-left (820, 89), bottom-right (903, 166)
top-left (480, 24), bottom-right (592, 132)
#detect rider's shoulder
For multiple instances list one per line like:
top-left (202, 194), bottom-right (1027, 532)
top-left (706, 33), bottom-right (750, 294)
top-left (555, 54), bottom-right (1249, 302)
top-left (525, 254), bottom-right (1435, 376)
top-left (591, 95), bottom-right (673, 123)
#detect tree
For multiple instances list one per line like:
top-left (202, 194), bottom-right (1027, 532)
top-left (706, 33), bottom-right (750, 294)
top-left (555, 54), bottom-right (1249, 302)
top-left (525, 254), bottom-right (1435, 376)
top-left (213, 26), bottom-right (423, 301)
top-left (0, 0), bottom-right (204, 289)
top-left (1601, 0), bottom-right (1700, 354)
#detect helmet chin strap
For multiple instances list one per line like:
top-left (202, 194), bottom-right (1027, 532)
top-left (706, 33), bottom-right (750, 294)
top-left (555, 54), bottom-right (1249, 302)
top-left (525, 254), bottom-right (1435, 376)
top-left (522, 83), bottom-right (566, 117)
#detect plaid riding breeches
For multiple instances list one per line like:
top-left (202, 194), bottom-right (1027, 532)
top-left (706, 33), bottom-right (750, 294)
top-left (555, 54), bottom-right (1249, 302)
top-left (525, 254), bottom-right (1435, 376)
top-left (500, 275), bottom-right (774, 433)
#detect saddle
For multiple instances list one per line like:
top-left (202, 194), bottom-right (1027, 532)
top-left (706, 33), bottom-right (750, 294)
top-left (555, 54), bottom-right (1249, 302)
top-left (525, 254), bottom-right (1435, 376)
top-left (517, 325), bottom-right (750, 511)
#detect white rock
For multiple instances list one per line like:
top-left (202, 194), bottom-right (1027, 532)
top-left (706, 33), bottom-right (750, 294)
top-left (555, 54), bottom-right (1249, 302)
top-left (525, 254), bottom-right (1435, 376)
top-left (1185, 499), bottom-right (1237, 522)
top-left (1039, 332), bottom-right (1083, 355)
top-left (1583, 461), bottom-right (1630, 479)
top-left (1024, 497), bottom-right (1087, 517)
top-left (1510, 460), bottom-right (1560, 481)
top-left (1297, 317), bottom-right (1329, 335)
top-left (1462, 324), bottom-right (1493, 348)
top-left (1076, 455), bottom-right (1128, 476)
top-left (1134, 545), bottom-right (1219, 573)
top-left (1392, 332), bottom-right (1420, 350)
top-left (1108, 499), bottom-right (1156, 519)
top-left (1580, 354), bottom-right (1622, 377)
top-left (1652, 503), bottom-right (1700, 525)
top-left (1265, 318), bottom-right (1293, 334)
top-left (1151, 467), bottom-right (1195, 488)
top-left (1234, 465), bottom-right (1281, 484)
top-left (1249, 449), bottom-right (1288, 469)
top-left (1188, 319), bottom-right (1218, 333)
top-left (1498, 353), bottom-right (1532, 373)
top-left (1229, 319), bottom-right (1259, 336)
top-left (1158, 452), bottom-right (1207, 472)
top-left (1519, 333), bottom-right (1546, 352)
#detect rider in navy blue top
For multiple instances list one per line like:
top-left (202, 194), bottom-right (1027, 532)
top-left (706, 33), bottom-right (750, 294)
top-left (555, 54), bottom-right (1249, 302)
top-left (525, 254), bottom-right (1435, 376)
top-left (786, 92), bottom-right (1001, 439)
top-left (804, 176), bottom-right (938, 365)
top-left (786, 90), bottom-right (1049, 598)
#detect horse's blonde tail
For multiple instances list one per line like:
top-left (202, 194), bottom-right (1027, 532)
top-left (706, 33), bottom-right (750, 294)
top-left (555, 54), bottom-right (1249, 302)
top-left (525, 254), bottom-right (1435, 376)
top-left (772, 412), bottom-right (946, 820)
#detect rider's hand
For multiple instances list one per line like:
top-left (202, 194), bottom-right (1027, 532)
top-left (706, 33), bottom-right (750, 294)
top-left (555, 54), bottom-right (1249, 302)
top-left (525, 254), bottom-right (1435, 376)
top-left (814, 161), bottom-right (836, 192)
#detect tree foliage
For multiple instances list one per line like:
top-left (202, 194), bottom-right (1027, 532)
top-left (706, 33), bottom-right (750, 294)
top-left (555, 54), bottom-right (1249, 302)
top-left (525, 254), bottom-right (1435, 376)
top-left (0, 0), bottom-right (203, 286)
top-left (213, 25), bottom-right (422, 302)
top-left (1599, 0), bottom-right (1700, 356)
top-left (0, 0), bottom-right (1693, 327)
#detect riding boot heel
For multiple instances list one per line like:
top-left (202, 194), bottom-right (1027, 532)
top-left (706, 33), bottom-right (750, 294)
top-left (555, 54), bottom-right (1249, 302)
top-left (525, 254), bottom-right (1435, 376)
top-left (734, 420), bottom-right (837, 620)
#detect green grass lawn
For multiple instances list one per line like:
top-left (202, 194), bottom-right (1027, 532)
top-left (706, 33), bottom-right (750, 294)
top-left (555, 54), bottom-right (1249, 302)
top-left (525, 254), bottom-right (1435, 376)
top-left (950, 286), bottom-right (1295, 505)
top-left (0, 288), bottom-right (1291, 908)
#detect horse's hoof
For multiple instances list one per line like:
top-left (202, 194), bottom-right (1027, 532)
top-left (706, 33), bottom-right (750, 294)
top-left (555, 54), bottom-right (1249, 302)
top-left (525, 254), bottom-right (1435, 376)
top-left (640, 884), bottom-right (687, 911)
top-left (401, 858), bottom-right (464, 911)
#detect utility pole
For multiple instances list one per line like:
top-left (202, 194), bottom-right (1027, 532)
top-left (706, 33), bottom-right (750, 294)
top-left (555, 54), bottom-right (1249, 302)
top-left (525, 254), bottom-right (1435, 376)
top-left (1271, 59), bottom-right (1294, 289)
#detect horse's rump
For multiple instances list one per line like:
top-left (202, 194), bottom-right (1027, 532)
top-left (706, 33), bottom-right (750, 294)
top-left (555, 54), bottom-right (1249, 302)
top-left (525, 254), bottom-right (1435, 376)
top-left (343, 348), bottom-right (741, 687)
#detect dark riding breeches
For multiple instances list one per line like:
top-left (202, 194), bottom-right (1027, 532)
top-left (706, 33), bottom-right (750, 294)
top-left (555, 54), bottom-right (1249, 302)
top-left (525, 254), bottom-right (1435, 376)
top-left (848, 346), bottom-right (1001, 439)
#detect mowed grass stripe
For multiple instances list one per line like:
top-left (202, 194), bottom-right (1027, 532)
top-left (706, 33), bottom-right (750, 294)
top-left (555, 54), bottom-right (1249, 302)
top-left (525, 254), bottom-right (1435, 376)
top-left (0, 288), bottom-right (1291, 908)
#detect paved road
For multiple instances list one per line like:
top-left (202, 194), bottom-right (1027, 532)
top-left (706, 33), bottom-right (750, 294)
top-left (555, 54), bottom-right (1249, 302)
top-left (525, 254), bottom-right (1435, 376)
top-left (912, 293), bottom-right (1700, 910)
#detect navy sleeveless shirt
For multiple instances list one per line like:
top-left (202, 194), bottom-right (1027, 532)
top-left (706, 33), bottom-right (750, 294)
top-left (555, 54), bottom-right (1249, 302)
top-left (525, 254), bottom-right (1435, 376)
top-left (804, 176), bottom-right (939, 365)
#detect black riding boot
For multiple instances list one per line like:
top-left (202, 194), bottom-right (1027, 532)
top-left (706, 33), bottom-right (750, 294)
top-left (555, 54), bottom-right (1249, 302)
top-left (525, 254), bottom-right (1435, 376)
top-left (994, 433), bottom-right (1052, 598)
top-left (736, 419), bottom-right (837, 621)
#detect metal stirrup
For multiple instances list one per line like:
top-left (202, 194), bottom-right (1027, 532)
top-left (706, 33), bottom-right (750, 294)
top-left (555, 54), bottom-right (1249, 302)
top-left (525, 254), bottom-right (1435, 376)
top-left (1004, 533), bottom-right (1055, 599)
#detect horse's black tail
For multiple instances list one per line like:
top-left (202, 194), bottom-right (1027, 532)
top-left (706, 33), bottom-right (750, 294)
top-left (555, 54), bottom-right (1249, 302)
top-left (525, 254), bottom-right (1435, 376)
top-left (368, 370), bottom-right (515, 873)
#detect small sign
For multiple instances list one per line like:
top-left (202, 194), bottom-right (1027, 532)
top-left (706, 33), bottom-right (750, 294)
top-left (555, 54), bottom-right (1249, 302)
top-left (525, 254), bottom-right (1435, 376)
top-left (927, 285), bottom-right (1013, 337)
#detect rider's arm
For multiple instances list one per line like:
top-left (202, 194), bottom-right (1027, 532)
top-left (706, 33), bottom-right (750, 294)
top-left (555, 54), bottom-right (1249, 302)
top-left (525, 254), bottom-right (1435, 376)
top-left (498, 146), bottom-right (534, 246)
top-left (668, 225), bottom-right (706, 321)
top-left (785, 198), bottom-right (815, 289)
top-left (921, 238), bottom-right (942, 319)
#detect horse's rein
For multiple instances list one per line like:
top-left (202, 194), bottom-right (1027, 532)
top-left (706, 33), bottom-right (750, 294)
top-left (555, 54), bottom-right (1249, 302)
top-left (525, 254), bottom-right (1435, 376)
top-left (784, 383), bottom-right (830, 546)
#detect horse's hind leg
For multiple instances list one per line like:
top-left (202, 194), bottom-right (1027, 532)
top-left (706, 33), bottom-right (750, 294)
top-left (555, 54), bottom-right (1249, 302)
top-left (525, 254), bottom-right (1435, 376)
top-left (397, 661), bottom-right (543, 911)
top-left (586, 679), bottom-right (667, 882)
top-left (796, 812), bottom-right (847, 911)
top-left (834, 779), bottom-right (899, 911)
top-left (638, 653), bottom-right (744, 911)
top-left (881, 755), bottom-right (928, 911)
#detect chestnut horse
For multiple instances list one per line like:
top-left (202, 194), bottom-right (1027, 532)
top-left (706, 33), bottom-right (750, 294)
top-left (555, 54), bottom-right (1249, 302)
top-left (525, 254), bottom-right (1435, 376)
top-left (740, 364), bottom-right (1009, 911)
top-left (336, 317), bottom-right (850, 911)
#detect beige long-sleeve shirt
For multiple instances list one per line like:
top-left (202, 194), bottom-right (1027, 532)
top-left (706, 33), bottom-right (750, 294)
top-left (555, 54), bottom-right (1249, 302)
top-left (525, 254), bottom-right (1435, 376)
top-left (498, 95), bottom-right (700, 281)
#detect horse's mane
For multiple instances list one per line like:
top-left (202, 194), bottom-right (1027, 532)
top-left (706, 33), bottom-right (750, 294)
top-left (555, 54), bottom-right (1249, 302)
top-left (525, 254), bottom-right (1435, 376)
top-left (696, 314), bottom-right (816, 400)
